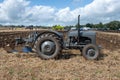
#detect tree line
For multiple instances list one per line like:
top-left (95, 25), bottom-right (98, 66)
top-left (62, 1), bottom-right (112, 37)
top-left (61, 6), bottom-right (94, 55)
top-left (65, 20), bottom-right (120, 30)
top-left (0, 20), bottom-right (120, 30)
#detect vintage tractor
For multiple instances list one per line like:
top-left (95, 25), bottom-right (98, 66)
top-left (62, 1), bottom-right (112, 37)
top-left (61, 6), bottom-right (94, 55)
top-left (16, 15), bottom-right (100, 60)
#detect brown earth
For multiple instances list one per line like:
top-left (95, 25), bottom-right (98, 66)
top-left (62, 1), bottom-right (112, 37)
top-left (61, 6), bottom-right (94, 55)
top-left (0, 30), bottom-right (120, 80)
top-left (0, 48), bottom-right (120, 80)
top-left (96, 32), bottom-right (120, 50)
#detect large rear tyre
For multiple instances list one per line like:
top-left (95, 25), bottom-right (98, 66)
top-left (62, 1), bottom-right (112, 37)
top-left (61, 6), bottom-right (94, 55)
top-left (34, 33), bottom-right (62, 59)
top-left (82, 44), bottom-right (99, 60)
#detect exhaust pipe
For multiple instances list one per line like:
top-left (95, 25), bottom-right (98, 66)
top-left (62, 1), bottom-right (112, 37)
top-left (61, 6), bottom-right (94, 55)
top-left (78, 15), bottom-right (80, 44)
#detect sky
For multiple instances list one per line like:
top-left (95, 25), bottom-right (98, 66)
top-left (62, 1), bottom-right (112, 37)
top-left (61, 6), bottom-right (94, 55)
top-left (29, 0), bottom-right (93, 9)
top-left (0, 0), bottom-right (120, 26)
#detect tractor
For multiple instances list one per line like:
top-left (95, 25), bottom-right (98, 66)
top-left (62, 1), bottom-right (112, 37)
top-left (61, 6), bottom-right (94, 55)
top-left (15, 15), bottom-right (101, 60)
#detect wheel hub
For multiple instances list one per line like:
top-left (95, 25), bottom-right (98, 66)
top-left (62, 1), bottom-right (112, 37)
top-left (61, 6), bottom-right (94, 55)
top-left (87, 49), bottom-right (96, 57)
top-left (41, 41), bottom-right (55, 55)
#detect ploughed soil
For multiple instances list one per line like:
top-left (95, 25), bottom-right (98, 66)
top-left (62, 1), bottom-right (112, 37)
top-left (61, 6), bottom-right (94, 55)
top-left (0, 48), bottom-right (120, 80)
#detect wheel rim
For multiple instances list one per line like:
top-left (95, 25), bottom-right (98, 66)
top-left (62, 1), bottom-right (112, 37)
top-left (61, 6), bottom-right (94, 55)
top-left (41, 40), bottom-right (56, 55)
top-left (87, 48), bottom-right (96, 57)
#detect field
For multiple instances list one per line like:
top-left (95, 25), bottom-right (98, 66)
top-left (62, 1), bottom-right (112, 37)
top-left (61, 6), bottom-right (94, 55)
top-left (0, 48), bottom-right (120, 80)
top-left (0, 30), bottom-right (120, 80)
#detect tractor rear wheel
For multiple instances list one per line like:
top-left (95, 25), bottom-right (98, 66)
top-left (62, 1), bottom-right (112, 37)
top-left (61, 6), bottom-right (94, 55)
top-left (34, 33), bottom-right (62, 59)
top-left (82, 44), bottom-right (99, 60)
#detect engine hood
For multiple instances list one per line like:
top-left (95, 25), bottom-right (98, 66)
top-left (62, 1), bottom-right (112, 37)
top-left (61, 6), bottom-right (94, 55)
top-left (68, 30), bottom-right (96, 37)
top-left (81, 31), bottom-right (96, 36)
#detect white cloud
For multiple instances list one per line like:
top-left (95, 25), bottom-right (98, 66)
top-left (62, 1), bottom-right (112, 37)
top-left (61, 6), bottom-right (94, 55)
top-left (55, 7), bottom-right (75, 22)
top-left (0, 0), bottom-right (55, 25)
top-left (82, 0), bottom-right (120, 23)
top-left (24, 5), bottom-right (55, 25)
top-left (0, 0), bottom-right (30, 24)
top-left (56, 0), bottom-right (120, 24)
top-left (0, 0), bottom-right (120, 25)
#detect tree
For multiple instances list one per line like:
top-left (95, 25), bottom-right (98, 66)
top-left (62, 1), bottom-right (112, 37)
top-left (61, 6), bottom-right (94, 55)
top-left (106, 21), bottom-right (120, 30)
top-left (52, 25), bottom-right (64, 31)
top-left (0, 24), bottom-right (2, 27)
top-left (98, 22), bottom-right (104, 28)
top-left (86, 23), bottom-right (94, 28)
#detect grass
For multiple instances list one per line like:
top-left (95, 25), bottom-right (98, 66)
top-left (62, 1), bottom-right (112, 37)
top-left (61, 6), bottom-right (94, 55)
top-left (9, 68), bottom-right (14, 75)
top-left (114, 72), bottom-right (120, 78)
top-left (95, 70), bottom-right (103, 74)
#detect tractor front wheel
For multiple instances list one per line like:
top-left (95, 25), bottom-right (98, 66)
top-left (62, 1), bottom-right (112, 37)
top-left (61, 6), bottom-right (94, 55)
top-left (82, 44), bottom-right (99, 60)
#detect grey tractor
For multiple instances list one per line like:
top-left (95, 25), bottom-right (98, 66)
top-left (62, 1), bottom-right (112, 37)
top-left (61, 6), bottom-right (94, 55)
top-left (16, 15), bottom-right (101, 60)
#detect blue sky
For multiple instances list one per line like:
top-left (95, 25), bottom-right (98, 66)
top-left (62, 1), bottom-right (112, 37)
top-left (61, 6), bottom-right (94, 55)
top-left (0, 0), bottom-right (120, 26)
top-left (29, 0), bottom-right (93, 9)
top-left (0, 0), bottom-right (93, 8)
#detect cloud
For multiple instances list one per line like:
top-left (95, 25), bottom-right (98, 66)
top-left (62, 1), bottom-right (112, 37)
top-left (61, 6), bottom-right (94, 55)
top-left (82, 0), bottom-right (120, 23)
top-left (56, 0), bottom-right (120, 24)
top-left (0, 0), bottom-right (55, 25)
top-left (55, 7), bottom-right (75, 22)
top-left (24, 5), bottom-right (55, 25)
top-left (0, 0), bottom-right (29, 23)
top-left (0, 0), bottom-right (120, 25)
